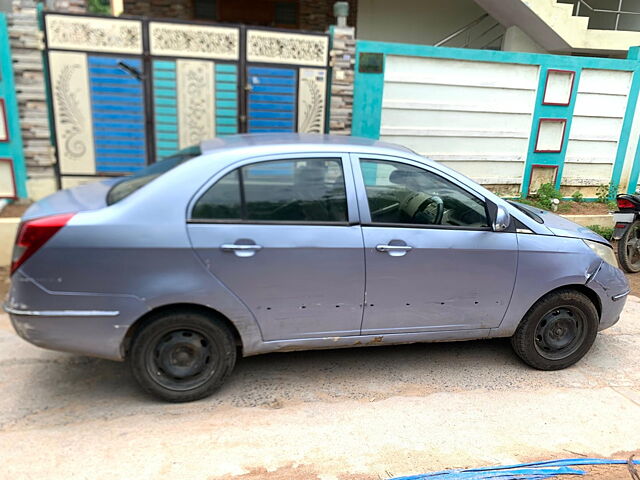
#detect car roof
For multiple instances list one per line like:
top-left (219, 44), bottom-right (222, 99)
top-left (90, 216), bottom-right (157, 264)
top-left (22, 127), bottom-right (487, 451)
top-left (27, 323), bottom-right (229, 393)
top-left (199, 133), bottom-right (415, 156)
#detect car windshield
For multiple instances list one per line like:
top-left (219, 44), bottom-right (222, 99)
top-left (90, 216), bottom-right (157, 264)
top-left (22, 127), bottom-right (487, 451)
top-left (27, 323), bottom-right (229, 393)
top-left (106, 146), bottom-right (201, 205)
top-left (507, 200), bottom-right (544, 224)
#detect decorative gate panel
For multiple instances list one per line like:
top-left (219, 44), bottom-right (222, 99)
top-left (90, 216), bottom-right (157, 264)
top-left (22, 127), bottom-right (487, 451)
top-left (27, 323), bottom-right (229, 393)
top-left (44, 13), bottom-right (329, 185)
top-left (44, 13), bottom-right (146, 184)
top-left (148, 21), bottom-right (240, 160)
top-left (245, 28), bottom-right (329, 134)
top-left (0, 13), bottom-right (27, 198)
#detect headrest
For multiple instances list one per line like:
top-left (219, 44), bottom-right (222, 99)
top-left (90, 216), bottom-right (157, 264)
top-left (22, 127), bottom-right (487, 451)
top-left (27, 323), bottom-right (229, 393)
top-left (389, 169), bottom-right (411, 185)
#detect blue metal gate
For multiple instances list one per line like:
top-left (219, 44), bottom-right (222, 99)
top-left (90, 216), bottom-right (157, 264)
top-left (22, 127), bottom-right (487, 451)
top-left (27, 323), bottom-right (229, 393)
top-left (88, 56), bottom-right (147, 174)
top-left (247, 66), bottom-right (297, 133)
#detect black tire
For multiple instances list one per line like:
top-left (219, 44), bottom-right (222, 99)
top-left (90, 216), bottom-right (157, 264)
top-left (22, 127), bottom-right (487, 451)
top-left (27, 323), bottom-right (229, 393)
top-left (617, 220), bottom-right (640, 273)
top-left (511, 289), bottom-right (598, 371)
top-left (130, 310), bottom-right (236, 402)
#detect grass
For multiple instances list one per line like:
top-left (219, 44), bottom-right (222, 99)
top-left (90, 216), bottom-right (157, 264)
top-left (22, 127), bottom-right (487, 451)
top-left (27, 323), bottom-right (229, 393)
top-left (586, 225), bottom-right (614, 240)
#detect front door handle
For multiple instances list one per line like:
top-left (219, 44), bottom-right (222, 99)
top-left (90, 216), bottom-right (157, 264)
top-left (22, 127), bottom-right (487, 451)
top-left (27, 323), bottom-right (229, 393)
top-left (376, 244), bottom-right (412, 252)
top-left (220, 243), bottom-right (262, 257)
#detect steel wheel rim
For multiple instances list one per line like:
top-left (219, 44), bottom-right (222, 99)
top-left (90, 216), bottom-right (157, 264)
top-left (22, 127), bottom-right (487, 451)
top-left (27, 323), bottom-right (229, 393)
top-left (625, 223), bottom-right (640, 269)
top-left (146, 328), bottom-right (218, 392)
top-left (534, 306), bottom-right (587, 360)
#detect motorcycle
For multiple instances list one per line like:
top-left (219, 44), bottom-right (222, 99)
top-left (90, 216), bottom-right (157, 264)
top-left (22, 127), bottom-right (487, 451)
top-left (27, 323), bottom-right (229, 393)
top-left (613, 193), bottom-right (640, 272)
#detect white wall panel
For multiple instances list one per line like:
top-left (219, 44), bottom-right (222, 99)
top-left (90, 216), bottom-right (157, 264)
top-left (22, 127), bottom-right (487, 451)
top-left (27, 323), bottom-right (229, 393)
top-left (382, 83), bottom-right (536, 112)
top-left (438, 161), bottom-right (524, 184)
top-left (566, 139), bottom-right (619, 159)
top-left (383, 135), bottom-right (530, 157)
top-left (385, 56), bottom-right (539, 90)
top-left (566, 68), bottom-right (631, 182)
top-left (381, 109), bottom-right (533, 133)
top-left (561, 162), bottom-right (614, 185)
top-left (380, 55), bottom-right (539, 186)
top-left (577, 68), bottom-right (632, 95)
top-left (572, 93), bottom-right (628, 118)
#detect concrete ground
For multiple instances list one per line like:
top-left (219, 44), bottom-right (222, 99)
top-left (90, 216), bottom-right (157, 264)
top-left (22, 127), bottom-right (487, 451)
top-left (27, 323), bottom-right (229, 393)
top-left (1, 299), bottom-right (639, 480)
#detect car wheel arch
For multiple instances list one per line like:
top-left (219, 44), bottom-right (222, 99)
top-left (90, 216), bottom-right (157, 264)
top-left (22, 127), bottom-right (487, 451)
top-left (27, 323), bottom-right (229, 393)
top-left (120, 303), bottom-right (243, 359)
top-left (520, 284), bottom-right (602, 326)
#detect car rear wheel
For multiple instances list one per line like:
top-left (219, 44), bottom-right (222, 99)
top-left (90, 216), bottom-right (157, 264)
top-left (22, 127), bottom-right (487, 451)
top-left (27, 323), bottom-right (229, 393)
top-left (130, 310), bottom-right (236, 402)
top-left (511, 289), bottom-right (598, 370)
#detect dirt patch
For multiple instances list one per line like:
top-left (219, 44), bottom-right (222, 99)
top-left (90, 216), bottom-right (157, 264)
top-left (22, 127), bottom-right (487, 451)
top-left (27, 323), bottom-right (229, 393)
top-left (561, 202), bottom-right (612, 215)
top-left (214, 459), bottom-right (639, 479)
top-left (0, 201), bottom-right (30, 218)
top-left (626, 270), bottom-right (640, 296)
top-left (580, 462), bottom-right (637, 479)
top-left (209, 464), bottom-right (372, 480)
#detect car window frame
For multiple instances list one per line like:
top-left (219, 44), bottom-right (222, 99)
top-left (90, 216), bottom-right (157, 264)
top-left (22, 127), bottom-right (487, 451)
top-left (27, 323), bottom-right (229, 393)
top-left (349, 153), bottom-right (492, 232)
top-left (187, 152), bottom-right (359, 226)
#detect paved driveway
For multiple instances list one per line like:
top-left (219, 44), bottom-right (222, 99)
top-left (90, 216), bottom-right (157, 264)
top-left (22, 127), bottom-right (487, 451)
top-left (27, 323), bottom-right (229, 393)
top-left (1, 297), bottom-right (639, 480)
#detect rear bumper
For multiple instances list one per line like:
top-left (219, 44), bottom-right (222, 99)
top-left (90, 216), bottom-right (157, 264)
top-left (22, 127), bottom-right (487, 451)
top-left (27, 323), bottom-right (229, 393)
top-left (6, 271), bottom-right (148, 360)
top-left (8, 308), bottom-right (128, 360)
top-left (587, 261), bottom-right (630, 331)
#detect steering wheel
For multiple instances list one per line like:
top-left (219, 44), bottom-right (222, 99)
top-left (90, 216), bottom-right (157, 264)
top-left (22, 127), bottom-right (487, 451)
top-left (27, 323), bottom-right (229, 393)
top-left (413, 195), bottom-right (444, 225)
top-left (371, 201), bottom-right (400, 217)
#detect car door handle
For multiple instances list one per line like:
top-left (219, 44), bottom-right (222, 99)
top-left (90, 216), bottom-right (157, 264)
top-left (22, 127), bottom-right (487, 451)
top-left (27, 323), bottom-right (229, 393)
top-left (376, 245), bottom-right (412, 252)
top-left (220, 244), bottom-right (263, 251)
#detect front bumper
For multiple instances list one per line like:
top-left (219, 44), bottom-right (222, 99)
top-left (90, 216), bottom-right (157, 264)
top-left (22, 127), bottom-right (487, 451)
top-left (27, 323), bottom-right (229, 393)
top-left (587, 261), bottom-right (630, 330)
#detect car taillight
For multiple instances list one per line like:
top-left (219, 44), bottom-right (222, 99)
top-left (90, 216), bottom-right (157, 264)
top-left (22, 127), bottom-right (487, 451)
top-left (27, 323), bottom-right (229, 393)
top-left (10, 213), bottom-right (75, 275)
top-left (617, 198), bottom-right (635, 209)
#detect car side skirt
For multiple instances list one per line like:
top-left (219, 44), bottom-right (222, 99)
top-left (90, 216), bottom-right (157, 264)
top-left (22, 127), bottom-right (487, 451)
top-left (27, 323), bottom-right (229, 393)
top-left (243, 328), bottom-right (492, 356)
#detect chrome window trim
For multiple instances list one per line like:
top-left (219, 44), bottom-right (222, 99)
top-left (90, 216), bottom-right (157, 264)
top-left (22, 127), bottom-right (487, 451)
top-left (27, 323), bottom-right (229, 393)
top-left (4, 305), bottom-right (120, 317)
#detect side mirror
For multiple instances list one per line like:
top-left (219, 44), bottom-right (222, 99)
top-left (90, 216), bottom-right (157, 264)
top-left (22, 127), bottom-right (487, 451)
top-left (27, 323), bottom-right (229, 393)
top-left (492, 205), bottom-right (511, 232)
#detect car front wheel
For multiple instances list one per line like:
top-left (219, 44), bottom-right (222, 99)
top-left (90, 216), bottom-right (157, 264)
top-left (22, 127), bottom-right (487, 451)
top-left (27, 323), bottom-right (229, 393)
top-left (130, 310), bottom-right (237, 402)
top-left (511, 289), bottom-right (599, 370)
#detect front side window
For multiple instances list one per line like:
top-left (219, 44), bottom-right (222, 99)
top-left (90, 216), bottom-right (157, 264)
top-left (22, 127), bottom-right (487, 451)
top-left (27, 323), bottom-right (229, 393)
top-left (360, 159), bottom-right (488, 228)
top-left (192, 158), bottom-right (348, 223)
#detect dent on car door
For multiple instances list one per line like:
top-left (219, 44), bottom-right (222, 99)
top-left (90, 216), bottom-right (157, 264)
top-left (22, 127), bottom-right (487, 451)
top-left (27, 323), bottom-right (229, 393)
top-left (353, 155), bottom-right (518, 334)
top-left (186, 154), bottom-right (366, 341)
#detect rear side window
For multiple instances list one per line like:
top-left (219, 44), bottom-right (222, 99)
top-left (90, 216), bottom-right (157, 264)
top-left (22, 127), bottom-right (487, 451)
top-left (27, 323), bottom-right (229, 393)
top-left (192, 158), bottom-right (347, 223)
top-left (107, 146), bottom-right (201, 205)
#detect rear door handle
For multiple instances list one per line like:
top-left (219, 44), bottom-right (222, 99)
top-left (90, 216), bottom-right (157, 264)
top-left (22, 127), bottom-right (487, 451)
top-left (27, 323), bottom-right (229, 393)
top-left (220, 243), bottom-right (262, 257)
top-left (220, 244), bottom-right (263, 251)
top-left (376, 244), bottom-right (412, 252)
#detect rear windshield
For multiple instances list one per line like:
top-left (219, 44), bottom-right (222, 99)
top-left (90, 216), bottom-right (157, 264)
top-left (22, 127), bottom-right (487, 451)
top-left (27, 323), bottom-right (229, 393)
top-left (106, 146), bottom-right (201, 205)
top-left (507, 200), bottom-right (544, 224)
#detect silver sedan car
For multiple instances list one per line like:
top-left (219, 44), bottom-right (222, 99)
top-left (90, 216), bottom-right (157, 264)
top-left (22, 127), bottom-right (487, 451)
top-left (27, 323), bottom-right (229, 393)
top-left (6, 134), bottom-right (629, 402)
